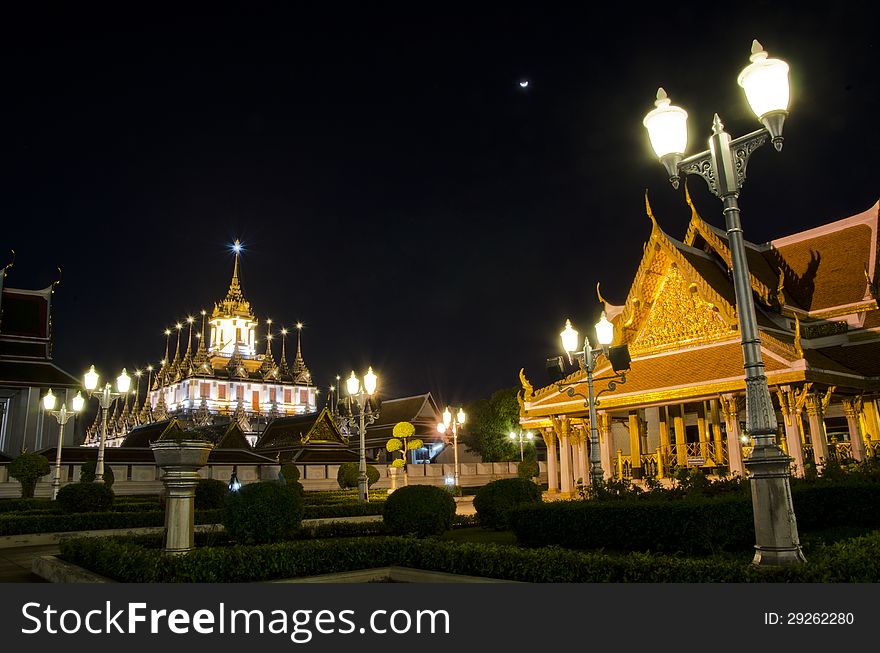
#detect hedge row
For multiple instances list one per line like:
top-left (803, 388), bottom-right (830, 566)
top-left (0, 498), bottom-right (53, 513)
top-left (302, 502), bottom-right (384, 519)
top-left (0, 509), bottom-right (223, 536)
top-left (58, 531), bottom-right (880, 583)
top-left (509, 483), bottom-right (880, 555)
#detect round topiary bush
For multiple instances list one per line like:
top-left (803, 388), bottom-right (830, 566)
top-left (474, 477), bottom-right (543, 530)
top-left (383, 484), bottom-right (456, 537)
top-left (78, 460), bottom-right (115, 488)
top-left (9, 452), bottom-right (51, 498)
top-left (337, 462), bottom-right (380, 490)
top-left (56, 482), bottom-right (115, 513)
top-left (194, 478), bottom-right (228, 510)
top-left (223, 481), bottom-right (304, 544)
top-left (517, 460), bottom-right (540, 480)
top-left (280, 463), bottom-right (301, 485)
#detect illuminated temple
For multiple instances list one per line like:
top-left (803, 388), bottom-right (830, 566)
top-left (85, 242), bottom-right (317, 446)
top-left (519, 194), bottom-right (880, 495)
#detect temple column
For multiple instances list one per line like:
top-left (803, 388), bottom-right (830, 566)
top-left (859, 398), bottom-right (880, 453)
top-left (804, 387), bottom-right (834, 467)
top-left (842, 397), bottom-right (866, 462)
top-left (709, 400), bottom-right (724, 468)
top-left (697, 403), bottom-right (709, 463)
top-left (599, 413), bottom-right (613, 480)
top-left (542, 428), bottom-right (558, 494)
top-left (577, 424), bottom-right (589, 485)
top-left (720, 395), bottom-right (744, 476)
top-left (776, 386), bottom-right (805, 477)
top-left (628, 411), bottom-right (643, 479)
top-left (658, 407), bottom-right (671, 470)
top-left (672, 404), bottom-right (687, 468)
top-left (554, 416), bottom-right (573, 496)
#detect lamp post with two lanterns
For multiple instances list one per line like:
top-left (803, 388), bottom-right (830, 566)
top-left (642, 40), bottom-right (804, 566)
top-left (558, 312), bottom-right (628, 489)
top-left (436, 407), bottom-right (465, 488)
top-left (509, 429), bottom-right (534, 462)
top-left (83, 365), bottom-right (132, 483)
top-left (338, 367), bottom-right (379, 503)
top-left (41, 389), bottom-right (85, 499)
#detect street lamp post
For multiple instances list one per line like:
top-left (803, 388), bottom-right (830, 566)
top-left (42, 389), bottom-right (85, 499)
top-left (340, 368), bottom-right (379, 503)
top-left (559, 313), bottom-right (624, 488)
top-left (437, 407), bottom-right (465, 487)
top-left (643, 40), bottom-right (804, 566)
top-left (509, 429), bottom-right (534, 461)
top-left (83, 365), bottom-right (131, 483)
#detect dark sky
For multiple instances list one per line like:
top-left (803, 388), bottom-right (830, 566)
top-left (2, 3), bottom-right (877, 407)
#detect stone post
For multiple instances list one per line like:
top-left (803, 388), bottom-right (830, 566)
top-left (151, 440), bottom-right (214, 555)
top-left (804, 386), bottom-right (834, 467)
top-left (556, 417), bottom-right (573, 496)
top-left (720, 395), bottom-right (744, 476)
top-left (628, 411), bottom-right (643, 479)
top-left (842, 397), bottom-right (866, 462)
top-left (673, 404), bottom-right (688, 468)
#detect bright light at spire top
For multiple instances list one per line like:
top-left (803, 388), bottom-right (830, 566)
top-left (232, 240), bottom-right (242, 254)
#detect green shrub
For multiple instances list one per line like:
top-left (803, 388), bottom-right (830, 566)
top-left (336, 462), bottom-right (381, 490)
top-left (56, 483), bottom-right (115, 513)
top-left (194, 479), bottom-right (228, 510)
top-left (78, 460), bottom-right (115, 488)
top-left (474, 477), bottom-right (543, 530)
top-left (279, 463), bottom-right (301, 484)
top-left (8, 452), bottom-right (51, 498)
top-left (58, 530), bottom-right (880, 583)
top-left (517, 460), bottom-right (540, 480)
top-left (0, 509), bottom-right (223, 536)
top-left (383, 484), bottom-right (456, 537)
top-left (302, 502), bottom-right (384, 519)
top-left (223, 482), bottom-right (303, 544)
top-left (0, 498), bottom-right (53, 513)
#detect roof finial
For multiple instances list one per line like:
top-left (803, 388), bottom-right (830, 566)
top-left (225, 240), bottom-right (245, 303)
top-left (645, 189), bottom-right (659, 232)
top-left (596, 281), bottom-right (608, 307)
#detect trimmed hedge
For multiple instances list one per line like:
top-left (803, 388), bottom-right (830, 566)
top-left (509, 483), bottom-right (880, 555)
top-left (302, 502), bottom-right (384, 519)
top-left (58, 530), bottom-right (880, 583)
top-left (194, 479), bottom-right (229, 510)
top-left (223, 482), bottom-right (303, 544)
top-left (474, 478), bottom-right (543, 530)
top-left (383, 485), bottom-right (456, 537)
top-left (57, 483), bottom-right (115, 514)
top-left (336, 462), bottom-right (380, 490)
top-left (78, 461), bottom-right (115, 488)
top-left (0, 509), bottom-right (223, 536)
top-left (0, 498), bottom-right (53, 513)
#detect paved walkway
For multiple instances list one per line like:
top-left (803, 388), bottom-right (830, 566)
top-left (0, 545), bottom-right (55, 583)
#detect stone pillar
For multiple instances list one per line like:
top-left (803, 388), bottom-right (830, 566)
top-left (860, 399), bottom-right (880, 443)
top-left (542, 428), bottom-right (558, 494)
top-left (599, 413), bottom-right (613, 480)
top-left (842, 397), bottom-right (866, 462)
top-left (151, 440), bottom-right (213, 555)
top-left (576, 428), bottom-right (588, 486)
top-left (776, 387), bottom-right (805, 477)
top-left (628, 411), bottom-right (643, 479)
top-left (719, 395), bottom-right (744, 476)
top-left (672, 404), bottom-right (687, 467)
top-left (554, 417), bottom-right (573, 496)
top-left (804, 387), bottom-right (834, 467)
top-left (697, 403), bottom-right (710, 463)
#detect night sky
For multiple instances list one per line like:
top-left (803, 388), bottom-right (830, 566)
top-left (2, 4), bottom-right (877, 408)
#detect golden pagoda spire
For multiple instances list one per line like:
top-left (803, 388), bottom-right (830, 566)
top-left (225, 240), bottom-right (245, 303)
top-left (192, 309), bottom-right (211, 375)
top-left (131, 370), bottom-right (142, 425)
top-left (278, 327), bottom-right (292, 379)
top-left (170, 322), bottom-right (183, 382)
top-left (139, 365), bottom-right (154, 423)
top-left (260, 318), bottom-right (278, 378)
top-left (292, 322), bottom-right (311, 384)
top-left (181, 316), bottom-right (195, 377)
top-left (155, 328), bottom-right (171, 389)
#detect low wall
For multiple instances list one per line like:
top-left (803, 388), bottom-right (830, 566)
top-left (0, 461), bottom-right (546, 497)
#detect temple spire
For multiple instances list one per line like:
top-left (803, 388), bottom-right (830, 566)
top-left (278, 327), bottom-right (292, 379)
top-left (139, 366), bottom-right (154, 423)
top-left (292, 322), bottom-right (311, 384)
top-left (155, 328), bottom-right (171, 389)
top-left (225, 240), bottom-right (245, 303)
top-left (170, 322), bottom-right (183, 382)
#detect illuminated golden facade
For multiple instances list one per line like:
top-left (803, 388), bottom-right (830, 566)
top-left (520, 194), bottom-right (880, 494)
top-left (85, 243), bottom-right (316, 446)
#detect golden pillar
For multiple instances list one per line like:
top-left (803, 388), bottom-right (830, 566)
top-left (658, 406), bottom-right (671, 467)
top-left (842, 397), bottom-right (866, 461)
top-left (599, 413), bottom-right (614, 480)
top-left (628, 411), bottom-right (643, 479)
top-left (709, 400), bottom-right (724, 466)
top-left (776, 386), bottom-right (806, 477)
top-left (697, 402), bottom-right (709, 462)
top-left (860, 398), bottom-right (880, 445)
top-left (672, 404), bottom-right (687, 467)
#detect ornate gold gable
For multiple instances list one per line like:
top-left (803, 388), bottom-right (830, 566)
top-left (301, 407), bottom-right (347, 445)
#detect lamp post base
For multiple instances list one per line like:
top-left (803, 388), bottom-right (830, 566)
top-left (745, 440), bottom-right (806, 567)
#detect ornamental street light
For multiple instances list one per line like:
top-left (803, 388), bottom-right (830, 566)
top-left (509, 429), bottom-right (534, 461)
top-left (337, 368), bottom-right (380, 503)
top-left (559, 313), bottom-right (628, 488)
top-left (643, 40), bottom-right (804, 567)
top-left (83, 365), bottom-right (131, 483)
top-left (42, 389), bottom-right (85, 499)
top-left (436, 406), bottom-right (465, 487)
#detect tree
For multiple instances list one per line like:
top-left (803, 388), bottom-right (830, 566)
top-left (461, 387), bottom-right (522, 462)
top-left (386, 421), bottom-right (423, 475)
top-left (9, 451), bottom-right (51, 498)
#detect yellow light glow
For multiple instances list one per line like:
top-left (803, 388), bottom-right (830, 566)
top-left (364, 367), bottom-right (377, 395)
top-left (437, 422), bottom-right (447, 434)
top-left (457, 408), bottom-right (466, 424)
top-left (643, 87), bottom-right (688, 159)
top-left (117, 369), bottom-right (132, 394)
top-left (560, 319), bottom-right (579, 353)
top-left (443, 407), bottom-right (452, 427)
top-left (346, 372), bottom-right (360, 396)
top-left (595, 311), bottom-right (614, 346)
top-left (42, 389), bottom-right (57, 411)
top-left (737, 40), bottom-right (790, 118)
top-left (84, 365), bottom-right (99, 391)
top-left (296, 322), bottom-right (303, 330)
top-left (72, 392), bottom-right (85, 412)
